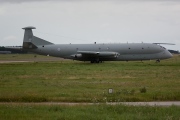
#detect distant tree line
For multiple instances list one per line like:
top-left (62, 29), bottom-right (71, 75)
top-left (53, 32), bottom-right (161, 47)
top-left (168, 50), bottom-right (180, 54)
top-left (0, 46), bottom-right (28, 54)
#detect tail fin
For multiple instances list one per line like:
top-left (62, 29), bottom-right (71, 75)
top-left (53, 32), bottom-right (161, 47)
top-left (22, 26), bottom-right (53, 49)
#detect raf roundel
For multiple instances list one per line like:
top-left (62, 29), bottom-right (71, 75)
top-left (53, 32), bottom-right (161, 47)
top-left (57, 48), bottom-right (61, 51)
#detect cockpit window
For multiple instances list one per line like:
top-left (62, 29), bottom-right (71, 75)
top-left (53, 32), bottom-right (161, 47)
top-left (160, 46), bottom-right (166, 49)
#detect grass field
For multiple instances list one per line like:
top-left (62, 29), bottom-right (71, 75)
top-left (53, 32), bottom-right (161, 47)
top-left (0, 54), bottom-right (180, 102)
top-left (0, 54), bottom-right (180, 119)
top-left (0, 104), bottom-right (180, 120)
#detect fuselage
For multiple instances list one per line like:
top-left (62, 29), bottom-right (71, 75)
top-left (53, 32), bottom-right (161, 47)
top-left (22, 27), bottom-right (173, 63)
top-left (30, 43), bottom-right (172, 61)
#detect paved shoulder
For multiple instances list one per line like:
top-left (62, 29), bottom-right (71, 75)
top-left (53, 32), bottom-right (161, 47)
top-left (0, 102), bottom-right (180, 106)
top-left (112, 101), bottom-right (180, 106)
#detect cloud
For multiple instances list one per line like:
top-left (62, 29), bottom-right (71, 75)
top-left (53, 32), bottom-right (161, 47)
top-left (0, 0), bottom-right (180, 50)
top-left (1, 0), bottom-right (180, 4)
top-left (0, 7), bottom-right (5, 15)
top-left (1, 35), bottom-right (22, 46)
top-left (0, 0), bottom-right (54, 4)
top-left (0, 0), bottom-right (82, 3)
top-left (2, 36), bottom-right (18, 41)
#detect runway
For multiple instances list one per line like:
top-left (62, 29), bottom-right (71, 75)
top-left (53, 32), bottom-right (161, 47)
top-left (109, 101), bottom-right (180, 106)
top-left (0, 58), bottom-right (65, 64)
top-left (0, 102), bottom-right (180, 106)
top-left (0, 61), bottom-right (31, 63)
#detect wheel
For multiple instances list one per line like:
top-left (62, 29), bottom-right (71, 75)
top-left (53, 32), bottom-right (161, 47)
top-left (91, 60), bottom-right (94, 63)
top-left (96, 60), bottom-right (100, 63)
top-left (156, 59), bottom-right (160, 63)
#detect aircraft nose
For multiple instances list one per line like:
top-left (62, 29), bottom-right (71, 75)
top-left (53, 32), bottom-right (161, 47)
top-left (164, 50), bottom-right (173, 58)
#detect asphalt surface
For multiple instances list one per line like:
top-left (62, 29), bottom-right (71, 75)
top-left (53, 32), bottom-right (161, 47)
top-left (0, 56), bottom-right (65, 64)
top-left (0, 61), bottom-right (31, 63)
top-left (0, 102), bottom-right (180, 106)
top-left (0, 58), bottom-right (65, 64)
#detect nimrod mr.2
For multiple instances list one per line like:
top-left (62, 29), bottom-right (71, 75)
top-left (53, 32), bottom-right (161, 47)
top-left (22, 26), bottom-right (173, 63)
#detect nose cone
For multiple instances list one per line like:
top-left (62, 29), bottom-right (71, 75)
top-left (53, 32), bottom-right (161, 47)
top-left (164, 50), bottom-right (173, 59)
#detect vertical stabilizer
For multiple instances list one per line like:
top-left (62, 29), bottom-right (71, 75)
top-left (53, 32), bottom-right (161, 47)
top-left (22, 26), bottom-right (53, 49)
top-left (22, 26), bottom-right (36, 49)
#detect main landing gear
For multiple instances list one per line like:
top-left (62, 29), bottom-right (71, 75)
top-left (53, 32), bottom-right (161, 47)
top-left (156, 59), bottom-right (160, 63)
top-left (90, 59), bottom-right (103, 63)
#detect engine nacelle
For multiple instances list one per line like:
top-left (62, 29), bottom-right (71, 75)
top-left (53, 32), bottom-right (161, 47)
top-left (98, 52), bottom-right (119, 58)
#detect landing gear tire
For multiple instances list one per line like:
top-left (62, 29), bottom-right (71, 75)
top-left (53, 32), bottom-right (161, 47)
top-left (96, 60), bottom-right (100, 63)
top-left (91, 60), bottom-right (94, 63)
top-left (90, 59), bottom-right (102, 64)
top-left (156, 59), bottom-right (160, 63)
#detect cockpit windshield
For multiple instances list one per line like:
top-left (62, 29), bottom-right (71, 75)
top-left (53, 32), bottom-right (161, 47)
top-left (160, 46), bottom-right (166, 49)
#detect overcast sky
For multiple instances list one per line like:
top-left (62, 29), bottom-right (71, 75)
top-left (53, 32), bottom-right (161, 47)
top-left (0, 0), bottom-right (180, 50)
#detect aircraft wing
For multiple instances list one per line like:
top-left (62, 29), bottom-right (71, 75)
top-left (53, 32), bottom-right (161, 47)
top-left (77, 51), bottom-right (119, 57)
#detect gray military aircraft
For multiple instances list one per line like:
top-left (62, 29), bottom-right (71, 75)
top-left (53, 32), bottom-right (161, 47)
top-left (22, 26), bottom-right (173, 63)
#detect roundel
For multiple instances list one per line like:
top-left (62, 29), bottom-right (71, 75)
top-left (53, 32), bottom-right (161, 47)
top-left (57, 48), bottom-right (61, 51)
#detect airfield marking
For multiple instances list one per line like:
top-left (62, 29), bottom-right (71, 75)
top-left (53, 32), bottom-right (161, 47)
top-left (0, 102), bottom-right (180, 106)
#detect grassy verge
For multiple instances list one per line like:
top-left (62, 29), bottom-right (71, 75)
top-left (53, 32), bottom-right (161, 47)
top-left (0, 104), bottom-right (179, 120)
top-left (0, 54), bottom-right (180, 102)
